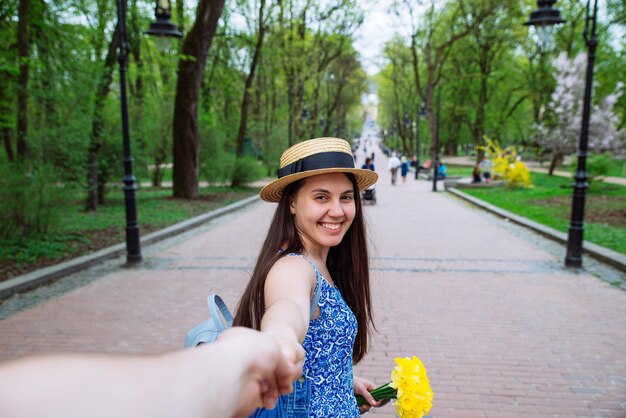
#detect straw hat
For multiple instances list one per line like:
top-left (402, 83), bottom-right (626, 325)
top-left (260, 137), bottom-right (378, 202)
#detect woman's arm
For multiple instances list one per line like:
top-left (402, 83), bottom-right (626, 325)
top-left (0, 327), bottom-right (303, 418)
top-left (261, 256), bottom-right (316, 348)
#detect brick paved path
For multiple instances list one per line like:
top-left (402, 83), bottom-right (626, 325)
top-left (1, 133), bottom-right (625, 417)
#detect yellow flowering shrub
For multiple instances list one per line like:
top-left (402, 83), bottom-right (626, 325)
top-left (478, 136), bottom-right (532, 189)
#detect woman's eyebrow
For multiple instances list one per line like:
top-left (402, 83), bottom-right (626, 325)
top-left (309, 188), bottom-right (354, 194)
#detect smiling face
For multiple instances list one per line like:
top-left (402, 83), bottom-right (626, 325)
top-left (289, 172), bottom-right (356, 253)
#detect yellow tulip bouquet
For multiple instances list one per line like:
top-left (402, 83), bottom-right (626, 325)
top-left (355, 356), bottom-right (434, 418)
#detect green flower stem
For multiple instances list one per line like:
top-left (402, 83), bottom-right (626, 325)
top-left (355, 381), bottom-right (396, 406)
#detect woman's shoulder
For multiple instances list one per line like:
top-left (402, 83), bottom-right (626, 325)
top-left (268, 254), bottom-right (317, 284)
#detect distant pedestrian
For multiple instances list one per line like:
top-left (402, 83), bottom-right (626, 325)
top-left (361, 157), bottom-right (375, 171)
top-left (472, 164), bottom-right (482, 183)
top-left (400, 156), bottom-right (409, 183)
top-left (480, 157), bottom-right (492, 183)
top-left (437, 162), bottom-right (447, 179)
top-left (388, 152), bottom-right (401, 185)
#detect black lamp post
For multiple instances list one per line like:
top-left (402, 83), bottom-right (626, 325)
top-left (114, 0), bottom-right (180, 263)
top-left (403, 112), bottom-right (411, 154)
top-left (415, 104), bottom-right (427, 180)
top-left (527, 0), bottom-right (597, 269)
top-left (432, 87), bottom-right (441, 192)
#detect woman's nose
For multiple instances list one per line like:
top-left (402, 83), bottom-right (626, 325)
top-left (327, 198), bottom-right (344, 217)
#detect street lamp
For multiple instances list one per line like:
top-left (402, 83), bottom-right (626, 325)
top-left (524, 0), bottom-right (565, 49)
top-left (432, 87), bottom-right (441, 192)
top-left (114, 0), bottom-right (181, 263)
top-left (527, 1), bottom-right (598, 269)
top-left (403, 112), bottom-right (411, 153)
top-left (145, 0), bottom-right (183, 50)
top-left (415, 104), bottom-right (427, 180)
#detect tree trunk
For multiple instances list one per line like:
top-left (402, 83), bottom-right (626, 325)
top-left (86, 25), bottom-right (119, 211)
top-left (232, 0), bottom-right (266, 187)
top-left (445, 142), bottom-right (457, 156)
top-left (0, 75), bottom-right (14, 162)
top-left (16, 0), bottom-right (30, 161)
top-left (548, 152), bottom-right (561, 176)
top-left (172, 0), bottom-right (225, 199)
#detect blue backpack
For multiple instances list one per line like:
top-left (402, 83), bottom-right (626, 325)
top-left (184, 289), bottom-right (321, 348)
top-left (185, 294), bottom-right (234, 347)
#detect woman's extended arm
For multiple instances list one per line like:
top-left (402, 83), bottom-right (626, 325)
top-left (261, 257), bottom-right (316, 357)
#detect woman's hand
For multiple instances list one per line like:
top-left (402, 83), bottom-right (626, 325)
top-left (353, 375), bottom-right (381, 414)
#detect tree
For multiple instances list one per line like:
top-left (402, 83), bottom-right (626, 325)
top-left (16, 0), bottom-right (30, 161)
top-left (457, 0), bottom-right (522, 156)
top-left (232, 0), bottom-right (269, 187)
top-left (536, 52), bottom-right (625, 174)
top-left (172, 0), bottom-right (225, 198)
top-left (394, 0), bottom-right (473, 153)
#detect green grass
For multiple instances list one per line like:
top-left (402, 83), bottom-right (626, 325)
top-left (445, 166), bottom-right (473, 176)
top-left (0, 186), bottom-right (258, 277)
top-left (460, 172), bottom-right (626, 255)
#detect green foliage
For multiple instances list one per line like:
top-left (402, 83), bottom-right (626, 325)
top-left (0, 164), bottom-right (70, 237)
top-left (231, 156), bottom-right (266, 185)
top-left (564, 153), bottom-right (626, 178)
top-left (587, 153), bottom-right (615, 178)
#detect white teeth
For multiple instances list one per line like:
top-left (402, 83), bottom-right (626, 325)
top-left (321, 223), bottom-right (340, 230)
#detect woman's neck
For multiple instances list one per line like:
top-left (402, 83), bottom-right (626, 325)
top-left (300, 237), bottom-right (329, 265)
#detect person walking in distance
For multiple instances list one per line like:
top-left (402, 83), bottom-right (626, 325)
top-left (388, 152), bottom-right (401, 185)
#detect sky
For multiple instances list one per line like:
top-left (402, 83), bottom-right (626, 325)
top-left (353, 0), bottom-right (409, 77)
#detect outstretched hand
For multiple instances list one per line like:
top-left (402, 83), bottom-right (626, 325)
top-left (217, 327), bottom-right (304, 417)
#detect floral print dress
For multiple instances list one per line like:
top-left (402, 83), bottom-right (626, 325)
top-left (288, 254), bottom-right (359, 417)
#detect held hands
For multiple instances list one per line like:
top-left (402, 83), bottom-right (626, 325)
top-left (216, 327), bottom-right (304, 417)
top-left (353, 375), bottom-right (382, 414)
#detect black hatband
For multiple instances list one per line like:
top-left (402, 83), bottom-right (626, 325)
top-left (277, 152), bottom-right (355, 178)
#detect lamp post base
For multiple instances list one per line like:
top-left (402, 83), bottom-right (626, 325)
top-left (564, 255), bottom-right (582, 268)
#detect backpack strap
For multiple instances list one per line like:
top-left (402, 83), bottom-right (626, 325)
top-left (207, 294), bottom-right (233, 330)
top-left (285, 253), bottom-right (323, 319)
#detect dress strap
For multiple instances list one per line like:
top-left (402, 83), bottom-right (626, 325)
top-left (285, 253), bottom-right (322, 319)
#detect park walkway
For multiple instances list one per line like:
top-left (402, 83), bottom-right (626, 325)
top-left (0, 129), bottom-right (625, 417)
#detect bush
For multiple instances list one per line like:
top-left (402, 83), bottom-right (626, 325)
top-left (201, 149), bottom-right (235, 184)
top-left (0, 163), bottom-right (70, 237)
top-left (587, 153), bottom-right (615, 178)
top-left (478, 136), bottom-right (533, 189)
top-left (231, 155), bottom-right (266, 185)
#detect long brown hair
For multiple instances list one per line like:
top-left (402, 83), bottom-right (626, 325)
top-left (233, 173), bottom-right (374, 364)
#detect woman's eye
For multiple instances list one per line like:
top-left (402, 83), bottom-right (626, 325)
top-left (315, 195), bottom-right (328, 201)
top-left (342, 195), bottom-right (354, 201)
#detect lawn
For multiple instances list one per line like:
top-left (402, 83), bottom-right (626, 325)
top-left (445, 165), bottom-right (474, 177)
top-left (0, 186), bottom-right (259, 282)
top-left (460, 172), bottom-right (626, 255)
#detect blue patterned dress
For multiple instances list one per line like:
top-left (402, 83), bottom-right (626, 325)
top-left (288, 254), bottom-right (359, 417)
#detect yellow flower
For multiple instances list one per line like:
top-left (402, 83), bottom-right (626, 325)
top-left (354, 356), bottom-right (434, 417)
top-left (389, 356), bottom-right (434, 418)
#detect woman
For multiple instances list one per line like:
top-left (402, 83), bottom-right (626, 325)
top-left (233, 137), bottom-right (380, 417)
